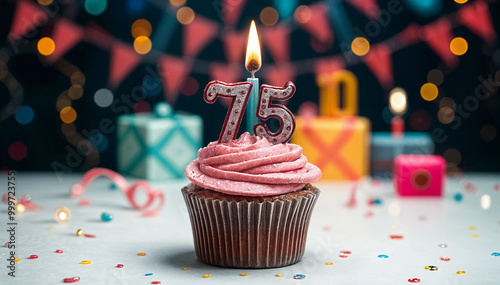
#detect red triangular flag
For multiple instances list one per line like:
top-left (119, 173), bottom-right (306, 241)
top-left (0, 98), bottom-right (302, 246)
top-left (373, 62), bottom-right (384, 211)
top-left (47, 19), bottom-right (84, 62)
top-left (183, 16), bottom-right (218, 57)
top-left (263, 24), bottom-right (290, 63)
top-left (160, 55), bottom-right (191, 103)
top-left (109, 42), bottom-right (142, 87)
top-left (264, 63), bottom-right (296, 87)
top-left (422, 19), bottom-right (457, 67)
top-left (458, 0), bottom-right (496, 43)
top-left (345, 0), bottom-right (380, 20)
top-left (85, 23), bottom-right (114, 51)
top-left (222, 0), bottom-right (247, 26)
top-left (397, 23), bottom-right (421, 45)
top-left (314, 57), bottom-right (344, 78)
top-left (221, 30), bottom-right (246, 64)
top-left (298, 3), bottom-right (334, 45)
top-left (363, 43), bottom-right (393, 89)
top-left (9, 0), bottom-right (46, 42)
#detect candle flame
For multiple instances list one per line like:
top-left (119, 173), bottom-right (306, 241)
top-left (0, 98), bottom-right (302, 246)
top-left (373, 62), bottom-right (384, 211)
top-left (389, 87), bottom-right (407, 115)
top-left (245, 20), bottom-right (261, 76)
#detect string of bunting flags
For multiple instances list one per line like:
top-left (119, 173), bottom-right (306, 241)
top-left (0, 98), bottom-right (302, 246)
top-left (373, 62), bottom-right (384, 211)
top-left (7, 0), bottom-right (497, 104)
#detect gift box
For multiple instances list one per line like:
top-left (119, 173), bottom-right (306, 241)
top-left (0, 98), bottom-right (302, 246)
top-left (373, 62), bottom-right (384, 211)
top-left (393, 154), bottom-right (445, 197)
top-left (371, 132), bottom-right (434, 177)
top-left (291, 70), bottom-right (370, 181)
top-left (117, 103), bottom-right (203, 180)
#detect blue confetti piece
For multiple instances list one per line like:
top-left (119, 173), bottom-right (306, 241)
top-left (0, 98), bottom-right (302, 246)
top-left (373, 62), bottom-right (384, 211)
top-left (293, 274), bottom-right (306, 279)
top-left (454, 193), bottom-right (463, 202)
top-left (378, 255), bottom-right (389, 258)
top-left (101, 212), bottom-right (113, 222)
top-left (374, 198), bottom-right (382, 205)
top-left (145, 273), bottom-right (153, 276)
top-left (492, 252), bottom-right (500, 257)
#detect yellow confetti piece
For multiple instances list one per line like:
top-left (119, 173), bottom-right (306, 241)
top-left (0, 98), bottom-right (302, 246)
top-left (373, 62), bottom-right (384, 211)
top-left (240, 273), bottom-right (248, 276)
top-left (49, 226), bottom-right (57, 231)
top-left (202, 274), bottom-right (212, 278)
top-left (457, 271), bottom-right (466, 275)
top-left (76, 229), bottom-right (84, 236)
top-left (325, 262), bottom-right (333, 265)
top-left (468, 226), bottom-right (476, 231)
top-left (275, 274), bottom-right (283, 277)
top-left (81, 260), bottom-right (91, 264)
top-left (472, 234), bottom-right (480, 238)
top-left (137, 252), bottom-right (147, 256)
top-left (182, 268), bottom-right (190, 270)
top-left (14, 258), bottom-right (20, 262)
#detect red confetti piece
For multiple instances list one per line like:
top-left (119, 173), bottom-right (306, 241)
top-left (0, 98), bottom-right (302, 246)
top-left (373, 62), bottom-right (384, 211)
top-left (408, 278), bottom-right (420, 283)
top-left (79, 199), bottom-right (91, 206)
top-left (117, 264), bottom-right (124, 268)
top-left (440, 256), bottom-right (451, 262)
top-left (56, 249), bottom-right (63, 253)
top-left (390, 235), bottom-right (404, 239)
top-left (339, 254), bottom-right (349, 258)
top-left (152, 282), bottom-right (161, 284)
top-left (418, 216), bottom-right (427, 221)
top-left (63, 276), bottom-right (80, 283)
top-left (29, 255), bottom-right (38, 259)
top-left (494, 183), bottom-right (499, 191)
top-left (322, 226), bottom-right (331, 231)
top-left (84, 234), bottom-right (96, 238)
top-left (340, 251), bottom-right (352, 254)
top-left (365, 211), bottom-right (374, 217)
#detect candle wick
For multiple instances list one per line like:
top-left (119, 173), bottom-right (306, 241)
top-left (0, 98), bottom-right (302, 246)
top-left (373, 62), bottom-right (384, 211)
top-left (251, 71), bottom-right (255, 79)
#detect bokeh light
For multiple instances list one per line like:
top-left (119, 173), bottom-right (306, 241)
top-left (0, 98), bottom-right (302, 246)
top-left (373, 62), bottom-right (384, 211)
top-left (70, 71), bottom-right (86, 85)
top-left (38, 0), bottom-right (54, 5)
top-left (180, 77), bottom-right (199, 96)
top-left (420, 83), bottom-right (439, 101)
top-left (454, 0), bottom-right (467, 4)
top-left (94, 88), bottom-right (114, 108)
top-left (480, 124), bottom-right (497, 142)
top-left (409, 109), bottom-right (432, 131)
top-left (89, 133), bottom-right (109, 152)
top-left (294, 5), bottom-right (311, 24)
top-left (438, 107), bottom-right (455, 124)
top-left (68, 85), bottom-right (83, 100)
top-left (133, 36), bottom-right (152, 54)
top-left (134, 101), bottom-right (151, 113)
top-left (85, 0), bottom-right (107, 16)
top-left (427, 69), bottom-right (444, 86)
top-left (15, 106), bottom-right (34, 125)
top-left (260, 7), bottom-right (279, 26)
top-left (170, 0), bottom-right (186, 6)
top-left (142, 77), bottom-right (162, 97)
top-left (131, 19), bottom-right (152, 38)
top-left (61, 124), bottom-right (76, 137)
top-left (389, 87), bottom-right (407, 115)
top-left (444, 148), bottom-right (461, 165)
top-left (37, 37), bottom-right (55, 56)
top-left (351, 37), bottom-right (370, 56)
top-left (450, 37), bottom-right (468, 56)
top-left (177, 7), bottom-right (195, 25)
top-left (60, 106), bottom-right (77, 124)
top-left (8, 142), bottom-right (27, 161)
top-left (439, 97), bottom-right (456, 110)
top-left (127, 0), bottom-right (146, 13)
top-left (56, 96), bottom-right (71, 112)
top-left (298, 102), bottom-right (319, 117)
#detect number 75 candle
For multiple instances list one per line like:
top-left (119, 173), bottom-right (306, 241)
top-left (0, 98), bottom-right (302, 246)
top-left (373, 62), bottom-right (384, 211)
top-left (203, 20), bottom-right (295, 144)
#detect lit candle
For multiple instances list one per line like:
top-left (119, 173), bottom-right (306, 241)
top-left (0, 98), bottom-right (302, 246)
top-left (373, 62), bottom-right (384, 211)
top-left (389, 88), bottom-right (407, 156)
top-left (245, 20), bottom-right (262, 134)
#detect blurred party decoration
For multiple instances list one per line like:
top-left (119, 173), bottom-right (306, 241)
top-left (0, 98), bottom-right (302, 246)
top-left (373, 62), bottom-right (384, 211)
top-left (404, 0), bottom-right (441, 17)
top-left (422, 19), bottom-right (457, 67)
top-left (420, 83), bottom-right (439, 101)
top-left (116, 102), bottom-right (202, 180)
top-left (345, 0), bottom-right (380, 20)
top-left (393, 155), bottom-right (445, 197)
top-left (293, 70), bottom-right (370, 180)
top-left (84, 0), bottom-right (107, 16)
top-left (362, 43), bottom-right (393, 89)
top-left (272, 0), bottom-right (297, 19)
top-left (131, 19), bottom-right (152, 38)
top-left (37, 37), bottom-right (56, 56)
top-left (47, 19), bottom-right (84, 62)
top-left (296, 3), bottom-right (334, 46)
top-left (263, 24), bottom-right (290, 63)
top-left (70, 168), bottom-right (165, 216)
top-left (450, 37), bottom-right (468, 56)
top-left (221, 0), bottom-right (247, 26)
top-left (221, 30), bottom-right (247, 64)
top-left (260, 7), bottom-right (279, 26)
top-left (159, 55), bottom-right (192, 103)
top-left (133, 36), bottom-right (152, 54)
top-left (109, 42), bottom-right (141, 87)
top-left (351, 37), bottom-right (370, 56)
top-left (458, 0), bottom-right (496, 43)
top-left (8, 0), bottom-right (46, 42)
top-left (183, 15), bottom-right (218, 57)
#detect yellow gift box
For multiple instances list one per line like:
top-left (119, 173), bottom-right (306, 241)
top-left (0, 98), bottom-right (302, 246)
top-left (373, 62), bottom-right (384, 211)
top-left (292, 70), bottom-right (371, 180)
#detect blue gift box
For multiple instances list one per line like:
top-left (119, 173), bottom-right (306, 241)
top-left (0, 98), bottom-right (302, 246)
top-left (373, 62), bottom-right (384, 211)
top-left (371, 132), bottom-right (434, 178)
top-left (117, 103), bottom-right (203, 180)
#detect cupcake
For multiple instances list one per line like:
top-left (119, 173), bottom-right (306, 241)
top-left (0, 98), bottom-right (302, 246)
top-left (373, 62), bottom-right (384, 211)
top-left (183, 132), bottom-right (321, 268)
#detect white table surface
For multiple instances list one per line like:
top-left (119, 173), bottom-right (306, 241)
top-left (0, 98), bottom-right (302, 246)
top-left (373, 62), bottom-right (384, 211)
top-left (1, 172), bottom-right (499, 285)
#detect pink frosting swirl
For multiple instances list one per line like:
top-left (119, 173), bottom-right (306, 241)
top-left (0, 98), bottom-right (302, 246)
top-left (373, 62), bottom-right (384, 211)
top-left (185, 132), bottom-right (322, 196)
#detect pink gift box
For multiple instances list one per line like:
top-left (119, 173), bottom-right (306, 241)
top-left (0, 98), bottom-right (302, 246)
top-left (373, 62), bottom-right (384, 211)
top-left (393, 155), bottom-right (446, 197)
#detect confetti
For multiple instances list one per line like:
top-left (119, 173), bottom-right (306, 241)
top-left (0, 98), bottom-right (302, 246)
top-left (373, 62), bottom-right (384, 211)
top-left (145, 273), bottom-right (153, 276)
top-left (468, 227), bottom-right (476, 231)
top-left (14, 258), bottom-right (20, 262)
top-left (56, 249), bottom-right (63, 253)
top-left (325, 262), bottom-right (333, 265)
top-left (472, 234), bottom-right (480, 238)
top-left (151, 282), bottom-right (161, 284)
top-left (378, 255), bottom-right (389, 258)
top-left (54, 206), bottom-right (72, 223)
top-left (456, 271), bottom-right (465, 275)
top-left (494, 183), bottom-right (499, 191)
top-left (492, 252), bottom-right (500, 256)
top-left (202, 274), bottom-right (211, 278)
top-left (365, 211), bottom-right (374, 217)
top-left (418, 216), bottom-right (427, 221)
top-left (84, 234), bottom-right (96, 238)
top-left (78, 199), bottom-right (91, 206)
top-left (438, 244), bottom-right (447, 248)
top-left (76, 229), bottom-right (84, 236)
top-left (29, 255), bottom-right (38, 259)
top-left (373, 198), bottom-right (382, 205)
top-left (117, 264), bottom-right (124, 268)
top-left (81, 260), bottom-right (91, 264)
top-left (390, 235), bottom-right (404, 239)
top-left (49, 226), bottom-right (57, 231)
top-left (276, 274), bottom-right (283, 277)
top-left (440, 256), bottom-right (450, 262)
top-left (340, 250), bottom-right (352, 254)
top-left (182, 268), bottom-right (189, 270)
top-left (424, 266), bottom-right (438, 271)
top-left (339, 254), bottom-right (349, 258)
top-left (293, 274), bottom-right (306, 279)
top-left (138, 252), bottom-right (147, 256)
top-left (240, 273), bottom-right (248, 276)
top-left (454, 193), bottom-right (463, 202)
top-left (63, 276), bottom-right (80, 283)
top-left (322, 226), bottom-right (331, 231)
top-left (408, 278), bottom-right (420, 283)
top-left (101, 212), bottom-right (113, 222)
top-left (5, 242), bottom-right (11, 247)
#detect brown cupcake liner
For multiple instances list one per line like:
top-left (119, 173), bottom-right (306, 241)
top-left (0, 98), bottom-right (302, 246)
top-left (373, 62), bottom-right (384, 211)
top-left (182, 186), bottom-right (320, 268)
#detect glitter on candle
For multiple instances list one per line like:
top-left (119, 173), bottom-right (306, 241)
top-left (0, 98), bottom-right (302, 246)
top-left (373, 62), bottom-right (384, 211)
top-left (293, 274), bottom-right (306, 279)
top-left (63, 276), bottom-right (80, 283)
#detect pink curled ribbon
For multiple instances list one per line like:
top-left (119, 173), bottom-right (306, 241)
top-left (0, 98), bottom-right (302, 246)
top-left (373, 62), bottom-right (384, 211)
top-left (70, 168), bottom-right (165, 216)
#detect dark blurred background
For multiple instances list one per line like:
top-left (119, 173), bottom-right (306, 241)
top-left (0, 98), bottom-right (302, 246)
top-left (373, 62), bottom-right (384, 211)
top-left (0, 0), bottom-right (499, 173)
